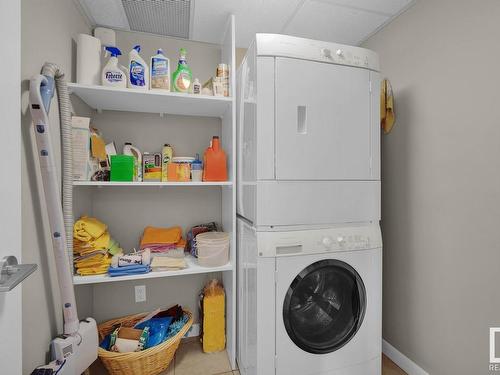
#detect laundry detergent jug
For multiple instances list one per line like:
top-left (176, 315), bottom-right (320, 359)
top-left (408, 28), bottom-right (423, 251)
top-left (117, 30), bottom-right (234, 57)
top-left (203, 136), bottom-right (227, 182)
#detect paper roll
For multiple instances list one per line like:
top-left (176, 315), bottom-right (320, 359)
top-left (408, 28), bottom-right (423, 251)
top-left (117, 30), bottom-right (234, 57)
top-left (76, 34), bottom-right (101, 85)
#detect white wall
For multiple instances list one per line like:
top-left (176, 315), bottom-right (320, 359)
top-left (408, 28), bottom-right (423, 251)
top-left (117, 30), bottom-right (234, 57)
top-left (21, 0), bottom-right (91, 372)
top-left (1, 1), bottom-right (22, 374)
top-left (363, 0), bottom-right (500, 373)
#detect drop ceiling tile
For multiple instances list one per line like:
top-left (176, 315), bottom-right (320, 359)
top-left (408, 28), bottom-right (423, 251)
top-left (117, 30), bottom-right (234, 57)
top-left (192, 0), bottom-right (303, 48)
top-left (316, 0), bottom-right (414, 15)
top-left (122, 0), bottom-right (191, 38)
top-left (78, 0), bottom-right (130, 29)
top-left (283, 0), bottom-right (390, 45)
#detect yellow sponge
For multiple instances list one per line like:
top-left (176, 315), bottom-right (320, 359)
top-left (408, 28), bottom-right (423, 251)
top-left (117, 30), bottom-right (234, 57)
top-left (202, 280), bottom-right (225, 353)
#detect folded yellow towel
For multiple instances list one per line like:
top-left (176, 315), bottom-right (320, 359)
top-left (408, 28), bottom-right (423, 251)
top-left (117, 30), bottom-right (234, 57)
top-left (75, 254), bottom-right (111, 268)
top-left (74, 216), bottom-right (107, 242)
top-left (90, 231), bottom-right (110, 251)
top-left (76, 265), bottom-right (110, 275)
top-left (140, 226), bottom-right (182, 246)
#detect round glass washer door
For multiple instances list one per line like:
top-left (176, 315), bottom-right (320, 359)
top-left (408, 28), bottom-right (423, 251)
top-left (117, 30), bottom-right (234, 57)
top-left (282, 259), bottom-right (366, 354)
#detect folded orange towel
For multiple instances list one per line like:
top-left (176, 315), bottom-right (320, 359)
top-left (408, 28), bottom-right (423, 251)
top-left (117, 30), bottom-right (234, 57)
top-left (140, 226), bottom-right (182, 246)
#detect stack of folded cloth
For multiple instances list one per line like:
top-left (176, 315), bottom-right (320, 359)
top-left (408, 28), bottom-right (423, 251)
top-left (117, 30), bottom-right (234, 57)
top-left (140, 226), bottom-right (186, 256)
top-left (73, 216), bottom-right (122, 276)
top-left (140, 226), bottom-right (187, 270)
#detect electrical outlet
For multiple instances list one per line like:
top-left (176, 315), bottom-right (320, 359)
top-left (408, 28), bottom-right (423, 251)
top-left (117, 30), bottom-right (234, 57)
top-left (135, 285), bottom-right (146, 303)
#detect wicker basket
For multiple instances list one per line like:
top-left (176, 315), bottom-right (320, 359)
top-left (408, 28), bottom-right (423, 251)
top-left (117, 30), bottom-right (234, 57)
top-left (97, 310), bottom-right (193, 375)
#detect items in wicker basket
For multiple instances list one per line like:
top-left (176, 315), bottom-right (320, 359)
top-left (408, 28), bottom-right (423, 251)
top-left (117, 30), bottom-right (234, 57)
top-left (98, 307), bottom-right (193, 375)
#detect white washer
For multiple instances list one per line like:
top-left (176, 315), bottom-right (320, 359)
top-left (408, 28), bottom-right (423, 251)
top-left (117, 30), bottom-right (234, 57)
top-left (237, 219), bottom-right (382, 375)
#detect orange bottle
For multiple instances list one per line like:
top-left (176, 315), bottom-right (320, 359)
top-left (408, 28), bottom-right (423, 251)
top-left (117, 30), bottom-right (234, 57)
top-left (203, 136), bottom-right (227, 181)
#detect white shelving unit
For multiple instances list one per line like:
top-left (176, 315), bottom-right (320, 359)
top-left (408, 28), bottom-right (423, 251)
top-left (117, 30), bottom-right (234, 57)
top-left (67, 83), bottom-right (232, 117)
top-left (69, 15), bottom-right (237, 368)
top-left (73, 181), bottom-right (233, 187)
top-left (73, 255), bottom-right (232, 285)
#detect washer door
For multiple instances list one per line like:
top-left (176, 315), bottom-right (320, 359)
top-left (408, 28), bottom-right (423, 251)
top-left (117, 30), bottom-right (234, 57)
top-left (282, 259), bottom-right (366, 354)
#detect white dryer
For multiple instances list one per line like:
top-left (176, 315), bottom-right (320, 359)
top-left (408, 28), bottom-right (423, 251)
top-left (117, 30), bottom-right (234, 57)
top-left (237, 219), bottom-right (382, 375)
top-left (237, 34), bottom-right (381, 228)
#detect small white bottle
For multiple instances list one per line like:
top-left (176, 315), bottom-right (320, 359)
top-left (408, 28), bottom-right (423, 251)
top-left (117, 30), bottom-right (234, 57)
top-left (150, 49), bottom-right (170, 91)
top-left (123, 142), bottom-right (142, 181)
top-left (101, 47), bottom-right (127, 88)
top-left (128, 45), bottom-right (149, 90)
top-left (193, 78), bottom-right (201, 94)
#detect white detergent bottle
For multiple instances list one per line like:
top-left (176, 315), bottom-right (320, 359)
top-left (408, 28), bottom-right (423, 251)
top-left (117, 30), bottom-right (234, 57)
top-left (123, 142), bottom-right (143, 181)
top-left (102, 47), bottom-right (127, 88)
top-left (128, 45), bottom-right (149, 89)
top-left (150, 49), bottom-right (170, 91)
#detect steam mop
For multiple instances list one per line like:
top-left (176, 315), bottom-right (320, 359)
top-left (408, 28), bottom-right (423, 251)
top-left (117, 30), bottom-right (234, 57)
top-left (29, 64), bottom-right (98, 374)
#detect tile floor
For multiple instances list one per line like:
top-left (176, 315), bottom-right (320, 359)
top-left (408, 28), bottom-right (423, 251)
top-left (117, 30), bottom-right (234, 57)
top-left (91, 339), bottom-right (405, 375)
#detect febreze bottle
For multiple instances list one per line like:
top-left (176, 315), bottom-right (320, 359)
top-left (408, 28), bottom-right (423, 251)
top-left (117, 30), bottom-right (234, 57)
top-left (128, 45), bottom-right (149, 89)
top-left (101, 47), bottom-right (127, 88)
top-left (172, 48), bottom-right (192, 93)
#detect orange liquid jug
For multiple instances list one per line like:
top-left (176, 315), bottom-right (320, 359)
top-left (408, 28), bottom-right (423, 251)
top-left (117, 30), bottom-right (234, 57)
top-left (203, 136), bottom-right (227, 181)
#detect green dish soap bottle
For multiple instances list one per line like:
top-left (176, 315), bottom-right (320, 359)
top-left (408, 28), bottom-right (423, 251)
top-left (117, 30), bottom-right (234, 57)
top-left (172, 48), bottom-right (192, 93)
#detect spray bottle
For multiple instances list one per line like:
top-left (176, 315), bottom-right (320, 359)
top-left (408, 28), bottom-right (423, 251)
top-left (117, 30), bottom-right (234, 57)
top-left (172, 48), bottom-right (192, 93)
top-left (102, 47), bottom-right (127, 88)
top-left (128, 45), bottom-right (149, 89)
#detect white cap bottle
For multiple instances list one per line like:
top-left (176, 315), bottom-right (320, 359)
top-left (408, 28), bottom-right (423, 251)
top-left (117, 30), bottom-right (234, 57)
top-left (128, 45), bottom-right (149, 90)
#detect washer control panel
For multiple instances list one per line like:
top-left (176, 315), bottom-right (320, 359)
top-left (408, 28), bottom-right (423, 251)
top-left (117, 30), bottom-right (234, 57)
top-left (258, 224), bottom-right (382, 257)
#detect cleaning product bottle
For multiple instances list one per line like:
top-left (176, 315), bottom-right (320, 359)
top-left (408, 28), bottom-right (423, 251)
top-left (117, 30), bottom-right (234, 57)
top-left (161, 143), bottom-right (173, 182)
top-left (128, 45), bottom-right (149, 90)
top-left (172, 48), bottom-right (192, 93)
top-left (101, 47), bottom-right (127, 88)
top-left (123, 142), bottom-right (142, 181)
top-left (193, 78), bottom-right (201, 94)
top-left (203, 136), bottom-right (227, 182)
top-left (150, 49), bottom-right (170, 91)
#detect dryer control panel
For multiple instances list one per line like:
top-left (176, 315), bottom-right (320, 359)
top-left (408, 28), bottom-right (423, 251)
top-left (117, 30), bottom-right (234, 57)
top-left (257, 223), bottom-right (382, 257)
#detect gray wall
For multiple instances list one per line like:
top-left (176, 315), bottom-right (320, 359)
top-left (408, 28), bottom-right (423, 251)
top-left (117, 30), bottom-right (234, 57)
top-left (21, 0), bottom-right (91, 373)
top-left (363, 1), bottom-right (500, 373)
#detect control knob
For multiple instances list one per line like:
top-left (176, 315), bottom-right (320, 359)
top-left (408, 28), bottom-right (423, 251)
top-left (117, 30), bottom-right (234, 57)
top-left (321, 236), bottom-right (333, 248)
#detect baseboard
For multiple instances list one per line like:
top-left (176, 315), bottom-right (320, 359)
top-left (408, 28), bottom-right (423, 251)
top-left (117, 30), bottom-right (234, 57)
top-left (382, 339), bottom-right (429, 375)
top-left (184, 323), bottom-right (200, 338)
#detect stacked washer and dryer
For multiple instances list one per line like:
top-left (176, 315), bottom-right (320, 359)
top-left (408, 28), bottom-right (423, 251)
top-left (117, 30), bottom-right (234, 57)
top-left (236, 34), bottom-right (382, 375)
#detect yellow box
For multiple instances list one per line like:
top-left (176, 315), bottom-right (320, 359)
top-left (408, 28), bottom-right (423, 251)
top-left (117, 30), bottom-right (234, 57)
top-left (202, 281), bottom-right (225, 353)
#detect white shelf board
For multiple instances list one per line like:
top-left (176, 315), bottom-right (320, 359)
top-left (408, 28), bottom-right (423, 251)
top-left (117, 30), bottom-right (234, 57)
top-left (73, 255), bottom-right (232, 285)
top-left (73, 181), bottom-right (233, 187)
top-left (68, 83), bottom-right (232, 117)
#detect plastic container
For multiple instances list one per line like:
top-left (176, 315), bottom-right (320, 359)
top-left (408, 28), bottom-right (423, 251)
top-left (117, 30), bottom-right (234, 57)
top-left (172, 157), bottom-right (194, 181)
top-left (102, 47), bottom-right (127, 88)
top-left (150, 49), bottom-right (170, 91)
top-left (172, 48), bottom-right (192, 93)
top-left (123, 143), bottom-right (142, 181)
top-left (110, 155), bottom-right (134, 182)
top-left (161, 144), bottom-right (173, 182)
top-left (192, 78), bottom-right (201, 94)
top-left (203, 136), bottom-right (227, 181)
top-left (191, 154), bottom-right (203, 182)
top-left (196, 232), bottom-right (229, 267)
top-left (128, 45), bottom-right (149, 90)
